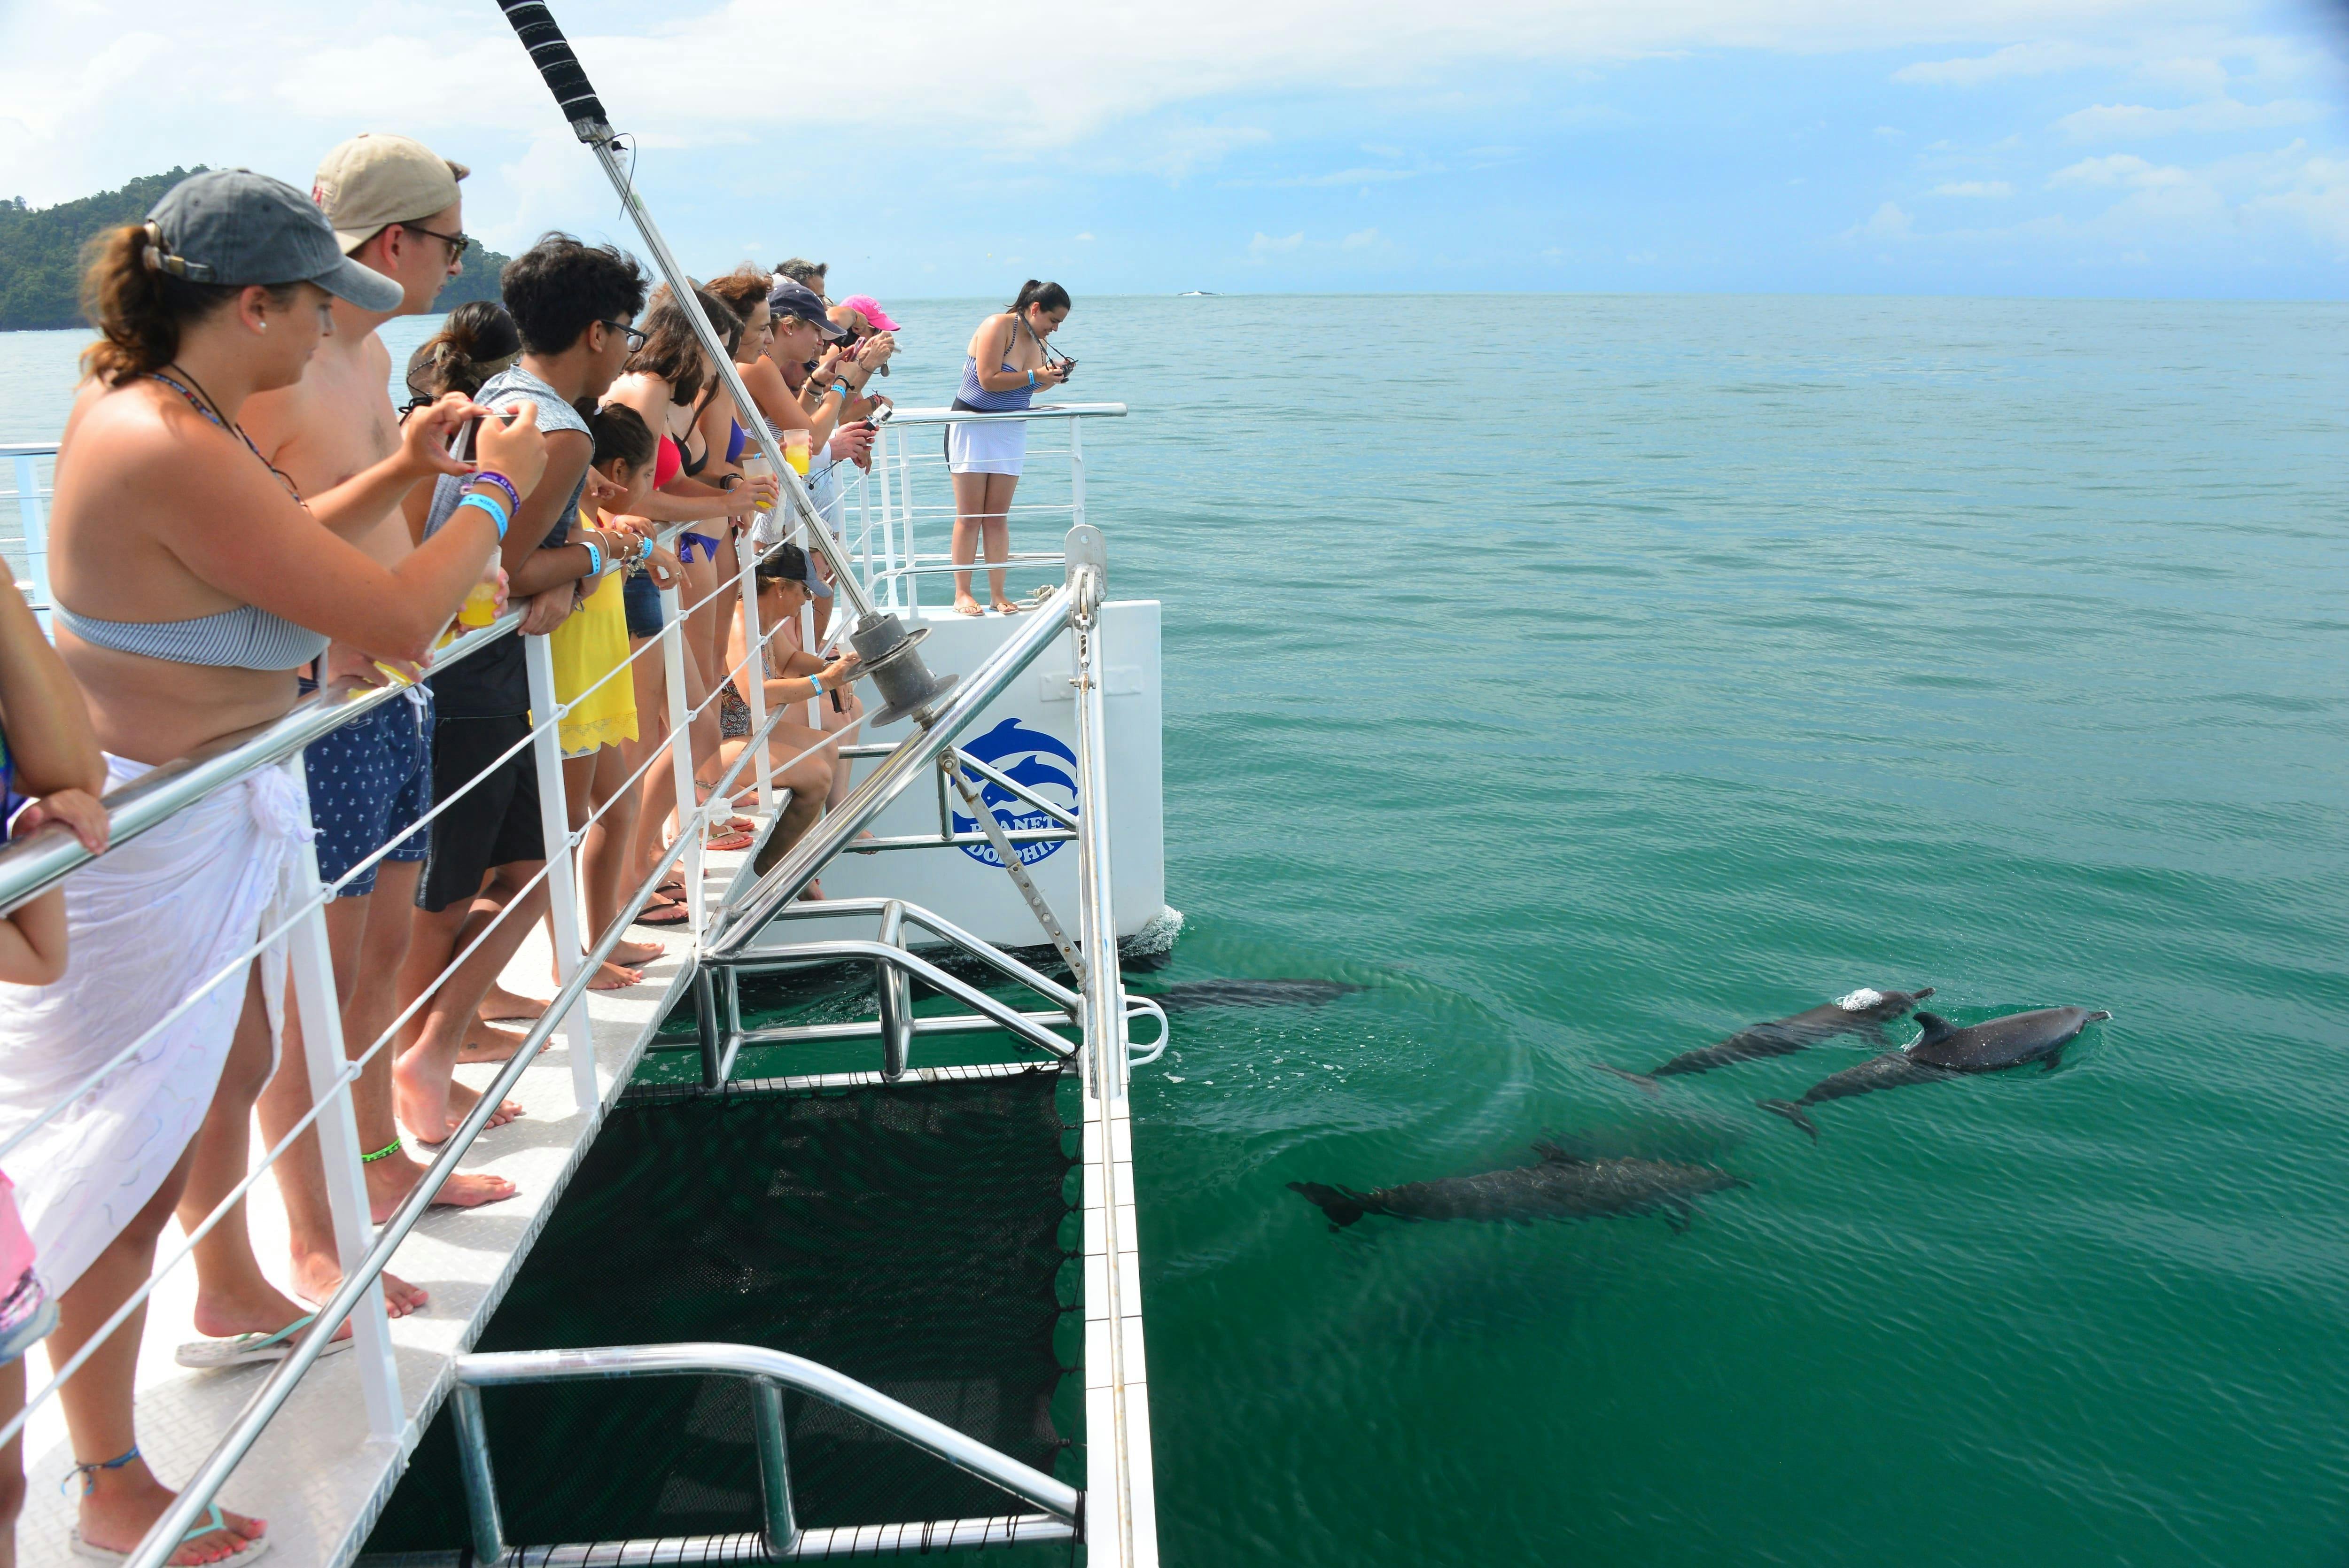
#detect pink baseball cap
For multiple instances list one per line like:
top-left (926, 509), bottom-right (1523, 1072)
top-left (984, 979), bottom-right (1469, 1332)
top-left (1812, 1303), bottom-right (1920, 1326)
top-left (840, 294), bottom-right (900, 333)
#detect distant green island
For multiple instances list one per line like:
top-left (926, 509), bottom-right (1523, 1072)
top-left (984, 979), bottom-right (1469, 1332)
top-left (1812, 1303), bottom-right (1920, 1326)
top-left (0, 169), bottom-right (509, 332)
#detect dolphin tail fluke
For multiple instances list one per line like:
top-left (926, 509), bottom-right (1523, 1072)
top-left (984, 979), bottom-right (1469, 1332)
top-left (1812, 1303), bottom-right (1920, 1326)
top-left (1757, 1099), bottom-right (1819, 1141)
top-left (1595, 1064), bottom-right (1662, 1095)
top-left (1288, 1181), bottom-right (1368, 1230)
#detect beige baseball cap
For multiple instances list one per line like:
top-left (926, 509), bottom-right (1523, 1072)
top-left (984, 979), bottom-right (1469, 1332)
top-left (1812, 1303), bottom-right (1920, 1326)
top-left (312, 133), bottom-right (470, 255)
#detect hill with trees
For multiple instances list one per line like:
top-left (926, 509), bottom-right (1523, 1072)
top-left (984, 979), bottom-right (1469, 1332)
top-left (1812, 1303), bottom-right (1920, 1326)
top-left (0, 169), bottom-right (509, 331)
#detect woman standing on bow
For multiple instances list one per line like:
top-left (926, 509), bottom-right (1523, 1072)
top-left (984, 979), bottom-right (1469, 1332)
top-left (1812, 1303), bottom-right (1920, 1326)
top-left (948, 281), bottom-right (1069, 617)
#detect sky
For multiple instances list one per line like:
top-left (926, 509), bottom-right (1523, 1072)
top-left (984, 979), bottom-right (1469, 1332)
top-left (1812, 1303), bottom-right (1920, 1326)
top-left (2, 0), bottom-right (2347, 300)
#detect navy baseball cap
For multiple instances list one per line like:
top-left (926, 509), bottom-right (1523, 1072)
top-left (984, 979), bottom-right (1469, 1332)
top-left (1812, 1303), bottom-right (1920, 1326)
top-left (146, 169), bottom-right (404, 312)
top-left (768, 276), bottom-right (848, 340)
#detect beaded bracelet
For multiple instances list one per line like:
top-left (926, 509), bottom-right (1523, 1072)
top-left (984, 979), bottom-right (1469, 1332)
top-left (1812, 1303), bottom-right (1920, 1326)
top-left (470, 469), bottom-right (521, 517)
top-left (455, 490), bottom-right (510, 540)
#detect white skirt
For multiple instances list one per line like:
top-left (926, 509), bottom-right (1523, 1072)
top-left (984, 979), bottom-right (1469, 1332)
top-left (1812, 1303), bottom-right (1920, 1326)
top-left (947, 417), bottom-right (1028, 477)
top-left (0, 756), bottom-right (310, 1294)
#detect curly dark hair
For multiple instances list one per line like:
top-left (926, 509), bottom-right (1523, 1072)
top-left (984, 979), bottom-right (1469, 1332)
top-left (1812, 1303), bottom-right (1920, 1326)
top-left (499, 233), bottom-right (646, 356)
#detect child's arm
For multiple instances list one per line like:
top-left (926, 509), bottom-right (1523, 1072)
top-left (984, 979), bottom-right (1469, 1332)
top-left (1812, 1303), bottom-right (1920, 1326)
top-left (0, 579), bottom-right (102, 797)
top-left (0, 788), bottom-right (107, 985)
top-left (0, 888), bottom-right (67, 986)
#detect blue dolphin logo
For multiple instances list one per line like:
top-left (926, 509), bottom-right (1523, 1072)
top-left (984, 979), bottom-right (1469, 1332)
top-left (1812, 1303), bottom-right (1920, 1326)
top-left (952, 718), bottom-right (1081, 866)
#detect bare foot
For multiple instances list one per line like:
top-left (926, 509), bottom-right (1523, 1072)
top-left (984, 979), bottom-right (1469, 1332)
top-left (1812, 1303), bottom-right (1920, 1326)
top-left (796, 879), bottom-right (826, 902)
top-left (458, 1017), bottom-right (535, 1064)
top-left (991, 598), bottom-right (1022, 615)
top-left (76, 1461), bottom-right (265, 1565)
top-left (190, 1280), bottom-right (354, 1346)
top-left (586, 958), bottom-right (644, 990)
top-left (366, 1146), bottom-right (516, 1219)
top-left (394, 1048), bottom-right (521, 1142)
top-left (290, 1245), bottom-right (430, 1317)
top-left (611, 937), bottom-right (665, 967)
top-left (478, 983), bottom-right (548, 1022)
top-left (953, 594), bottom-right (983, 616)
top-left (444, 1079), bottom-right (522, 1135)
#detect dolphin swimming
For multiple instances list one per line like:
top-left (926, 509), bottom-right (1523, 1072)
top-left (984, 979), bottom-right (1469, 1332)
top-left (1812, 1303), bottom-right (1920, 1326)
top-left (1758, 1005), bottom-right (2111, 1140)
top-left (1598, 986), bottom-right (1935, 1090)
top-left (1288, 1141), bottom-right (1746, 1233)
top-left (1155, 979), bottom-right (1366, 1013)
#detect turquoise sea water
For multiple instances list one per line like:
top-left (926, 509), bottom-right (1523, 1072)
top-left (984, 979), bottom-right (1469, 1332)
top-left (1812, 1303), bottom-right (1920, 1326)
top-left (6, 293), bottom-right (2348, 1565)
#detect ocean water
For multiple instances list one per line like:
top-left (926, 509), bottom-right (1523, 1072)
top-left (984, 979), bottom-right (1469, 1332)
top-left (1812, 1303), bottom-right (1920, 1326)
top-left (6, 293), bottom-right (2348, 1565)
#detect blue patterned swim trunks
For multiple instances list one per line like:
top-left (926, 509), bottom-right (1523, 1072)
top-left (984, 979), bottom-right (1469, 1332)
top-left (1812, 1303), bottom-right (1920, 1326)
top-left (304, 686), bottom-right (435, 898)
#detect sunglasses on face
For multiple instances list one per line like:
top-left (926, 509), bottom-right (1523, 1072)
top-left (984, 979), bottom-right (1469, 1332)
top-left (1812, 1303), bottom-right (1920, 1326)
top-left (404, 221), bottom-right (472, 259)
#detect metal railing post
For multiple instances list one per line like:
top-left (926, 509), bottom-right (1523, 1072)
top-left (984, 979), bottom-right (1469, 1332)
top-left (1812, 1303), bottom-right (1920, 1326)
top-left (751, 1379), bottom-right (800, 1554)
top-left (9, 454), bottom-right (49, 635)
top-left (1068, 417), bottom-right (1086, 536)
top-left (658, 573), bottom-right (706, 933)
top-left (280, 755), bottom-right (402, 1438)
top-left (692, 962), bottom-right (725, 1090)
top-left (449, 1383), bottom-right (509, 1565)
top-left (875, 900), bottom-right (913, 1079)
top-left (897, 436), bottom-right (919, 618)
top-left (523, 634), bottom-right (601, 1112)
top-left (871, 425), bottom-right (897, 612)
top-left (736, 539), bottom-right (776, 814)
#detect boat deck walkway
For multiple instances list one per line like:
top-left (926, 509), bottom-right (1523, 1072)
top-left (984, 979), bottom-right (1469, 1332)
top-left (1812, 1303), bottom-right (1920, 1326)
top-left (16, 828), bottom-right (763, 1568)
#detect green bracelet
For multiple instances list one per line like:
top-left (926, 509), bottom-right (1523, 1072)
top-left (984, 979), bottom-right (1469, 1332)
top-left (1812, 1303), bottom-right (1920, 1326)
top-left (360, 1137), bottom-right (404, 1164)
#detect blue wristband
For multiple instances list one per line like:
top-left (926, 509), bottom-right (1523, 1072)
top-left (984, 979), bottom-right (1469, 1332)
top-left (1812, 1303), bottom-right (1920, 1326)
top-left (833, 381), bottom-right (852, 401)
top-left (1027, 369), bottom-right (1036, 388)
top-left (808, 672), bottom-right (823, 696)
top-left (454, 490), bottom-right (510, 541)
top-left (582, 538), bottom-right (604, 578)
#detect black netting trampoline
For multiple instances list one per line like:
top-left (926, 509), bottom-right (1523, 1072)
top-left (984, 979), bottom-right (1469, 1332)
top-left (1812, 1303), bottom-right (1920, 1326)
top-left (361, 1068), bottom-right (1081, 1558)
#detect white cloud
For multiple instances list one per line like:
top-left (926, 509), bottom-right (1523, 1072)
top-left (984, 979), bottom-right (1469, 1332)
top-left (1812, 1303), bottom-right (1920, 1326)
top-left (1932, 180), bottom-right (2014, 197)
top-left (1340, 226), bottom-right (1381, 249)
top-left (1896, 40), bottom-right (2101, 85)
top-left (2057, 96), bottom-right (2330, 140)
top-left (1246, 230), bottom-right (1304, 261)
top-left (2048, 153), bottom-right (2191, 188)
top-left (0, 0), bottom-right (2253, 204)
top-left (1074, 232), bottom-right (1095, 241)
top-left (1843, 201), bottom-right (1913, 241)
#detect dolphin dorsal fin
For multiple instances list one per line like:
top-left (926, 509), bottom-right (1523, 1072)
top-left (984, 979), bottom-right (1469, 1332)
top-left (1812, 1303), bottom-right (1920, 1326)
top-left (1532, 1140), bottom-right (1589, 1164)
top-left (1912, 1012), bottom-right (1956, 1045)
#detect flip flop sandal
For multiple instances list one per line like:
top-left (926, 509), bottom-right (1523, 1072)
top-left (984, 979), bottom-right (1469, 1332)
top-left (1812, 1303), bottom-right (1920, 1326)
top-left (71, 1502), bottom-right (272, 1564)
top-left (635, 894), bottom-right (694, 928)
top-left (174, 1312), bottom-right (353, 1370)
top-left (704, 830), bottom-right (755, 853)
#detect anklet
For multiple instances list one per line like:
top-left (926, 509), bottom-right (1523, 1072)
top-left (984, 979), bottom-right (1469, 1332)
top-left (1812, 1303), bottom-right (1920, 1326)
top-left (360, 1137), bottom-right (404, 1164)
top-left (66, 1444), bottom-right (139, 1494)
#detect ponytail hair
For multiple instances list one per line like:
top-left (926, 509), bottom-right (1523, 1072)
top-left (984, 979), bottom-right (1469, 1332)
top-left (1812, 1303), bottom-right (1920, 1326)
top-left (405, 300), bottom-right (521, 403)
top-left (78, 222), bottom-right (286, 386)
top-left (1009, 279), bottom-right (1071, 317)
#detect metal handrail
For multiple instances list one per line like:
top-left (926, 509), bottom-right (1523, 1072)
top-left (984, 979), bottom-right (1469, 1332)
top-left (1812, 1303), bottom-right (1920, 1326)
top-left (709, 577), bottom-right (1081, 954)
top-left (1067, 525), bottom-right (1150, 1568)
top-left (0, 612), bottom-right (521, 920)
top-left (451, 1340), bottom-right (1081, 1561)
top-left (873, 403), bottom-right (1128, 427)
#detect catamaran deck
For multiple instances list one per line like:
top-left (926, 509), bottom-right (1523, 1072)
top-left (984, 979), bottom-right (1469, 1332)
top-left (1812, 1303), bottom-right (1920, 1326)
top-left (15, 831), bottom-right (759, 1567)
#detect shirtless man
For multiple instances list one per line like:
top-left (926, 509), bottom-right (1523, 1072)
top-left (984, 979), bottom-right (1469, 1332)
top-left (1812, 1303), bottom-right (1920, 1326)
top-left (227, 134), bottom-right (516, 1324)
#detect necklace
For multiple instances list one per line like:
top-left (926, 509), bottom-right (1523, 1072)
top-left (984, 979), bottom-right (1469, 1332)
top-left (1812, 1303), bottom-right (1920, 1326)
top-left (152, 365), bottom-right (306, 507)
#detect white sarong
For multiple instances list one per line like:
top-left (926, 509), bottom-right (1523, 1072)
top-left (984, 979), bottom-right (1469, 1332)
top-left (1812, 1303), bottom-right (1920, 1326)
top-left (0, 756), bottom-right (311, 1295)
